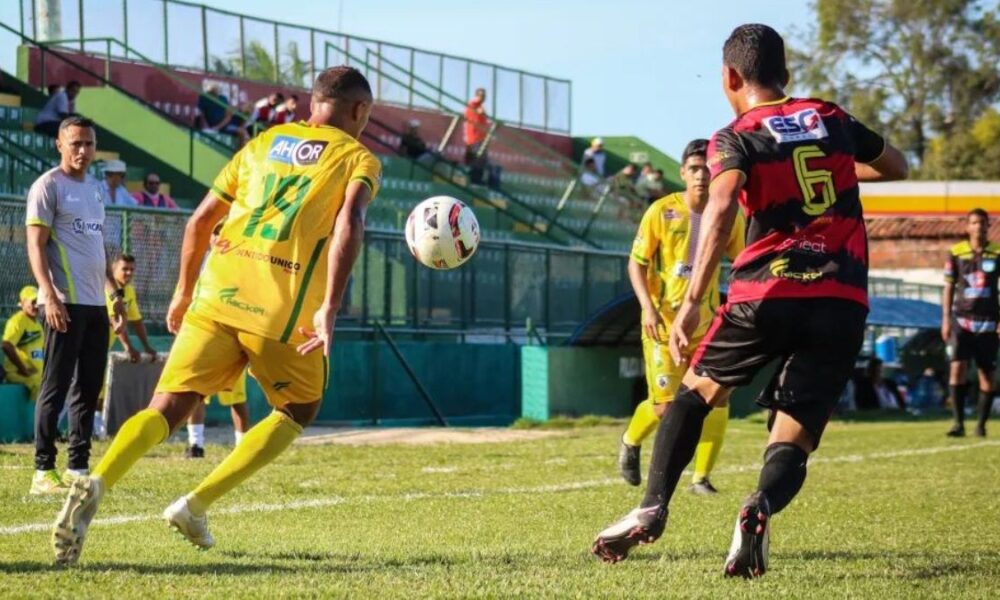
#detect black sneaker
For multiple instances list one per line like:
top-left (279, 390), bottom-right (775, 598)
top-left (946, 425), bottom-right (966, 437)
top-left (688, 478), bottom-right (719, 495)
top-left (724, 491), bottom-right (771, 578)
top-left (185, 445), bottom-right (205, 459)
top-left (618, 437), bottom-right (641, 486)
top-left (591, 504), bottom-right (667, 564)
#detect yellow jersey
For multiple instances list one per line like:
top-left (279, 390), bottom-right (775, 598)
top-left (107, 283), bottom-right (142, 322)
top-left (631, 192), bottom-right (745, 321)
top-left (3, 310), bottom-right (44, 376)
top-left (193, 122), bottom-right (382, 343)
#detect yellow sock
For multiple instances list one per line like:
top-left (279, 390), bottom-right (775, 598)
top-left (188, 411), bottom-right (302, 513)
top-left (92, 408), bottom-right (169, 488)
top-left (693, 404), bottom-right (729, 482)
top-left (623, 399), bottom-right (661, 447)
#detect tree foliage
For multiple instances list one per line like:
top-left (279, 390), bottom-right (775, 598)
top-left (790, 0), bottom-right (1000, 178)
top-left (208, 41), bottom-right (312, 88)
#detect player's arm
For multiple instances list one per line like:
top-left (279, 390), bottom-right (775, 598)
top-left (2, 322), bottom-right (30, 376)
top-left (628, 206), bottom-right (662, 342)
top-left (297, 180), bottom-right (372, 356)
top-left (132, 320), bottom-right (156, 357)
top-left (848, 115), bottom-right (908, 182)
top-left (167, 193), bottom-right (231, 333)
top-left (104, 263), bottom-right (126, 335)
top-left (942, 253), bottom-right (956, 343)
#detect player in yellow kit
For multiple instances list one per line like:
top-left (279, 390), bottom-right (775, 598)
top-left (51, 66), bottom-right (381, 565)
top-left (618, 139), bottom-right (744, 494)
top-left (3, 285), bottom-right (44, 400)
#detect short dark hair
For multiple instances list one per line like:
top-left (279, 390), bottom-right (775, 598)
top-left (583, 158), bottom-right (596, 166)
top-left (288, 94), bottom-right (299, 102)
top-left (273, 92), bottom-right (284, 101)
top-left (59, 115), bottom-right (95, 132)
top-left (969, 208), bottom-right (990, 223)
top-left (144, 171), bottom-right (160, 183)
top-left (313, 66), bottom-right (372, 102)
top-left (681, 138), bottom-right (709, 164)
top-left (66, 80), bottom-right (81, 90)
top-left (114, 253), bottom-right (135, 264)
top-left (723, 24), bottom-right (787, 88)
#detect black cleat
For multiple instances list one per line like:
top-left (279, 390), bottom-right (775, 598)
top-left (946, 425), bottom-right (966, 437)
top-left (618, 437), bottom-right (641, 486)
top-left (974, 425), bottom-right (986, 437)
top-left (724, 491), bottom-right (771, 579)
top-left (591, 504), bottom-right (667, 564)
top-left (688, 478), bottom-right (719, 495)
top-left (185, 445), bottom-right (205, 459)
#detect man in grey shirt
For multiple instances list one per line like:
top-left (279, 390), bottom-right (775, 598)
top-left (25, 116), bottom-right (126, 495)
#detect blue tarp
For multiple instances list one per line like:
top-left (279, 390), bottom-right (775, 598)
top-left (866, 297), bottom-right (941, 329)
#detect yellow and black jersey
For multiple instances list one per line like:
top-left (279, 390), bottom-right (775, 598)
top-left (945, 240), bottom-right (1000, 332)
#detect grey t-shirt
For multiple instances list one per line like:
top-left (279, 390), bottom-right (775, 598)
top-left (25, 167), bottom-right (109, 306)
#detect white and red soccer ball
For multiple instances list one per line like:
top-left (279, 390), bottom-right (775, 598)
top-left (405, 196), bottom-right (480, 270)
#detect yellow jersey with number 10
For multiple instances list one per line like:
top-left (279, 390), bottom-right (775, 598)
top-left (191, 121), bottom-right (381, 344)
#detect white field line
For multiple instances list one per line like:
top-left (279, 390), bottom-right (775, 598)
top-left (1, 440), bottom-right (997, 537)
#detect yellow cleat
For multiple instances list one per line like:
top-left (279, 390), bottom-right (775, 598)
top-left (29, 470), bottom-right (67, 496)
top-left (51, 476), bottom-right (104, 566)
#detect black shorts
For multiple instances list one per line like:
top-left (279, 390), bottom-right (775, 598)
top-left (949, 328), bottom-right (999, 372)
top-left (692, 298), bottom-right (868, 446)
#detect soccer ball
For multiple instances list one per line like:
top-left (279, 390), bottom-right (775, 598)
top-left (405, 196), bottom-right (480, 270)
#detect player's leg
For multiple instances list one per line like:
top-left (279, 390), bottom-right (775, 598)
top-left (619, 332), bottom-right (671, 485)
top-left (64, 307), bottom-right (110, 477)
top-left (52, 313), bottom-right (244, 565)
top-left (973, 332), bottom-right (997, 436)
top-left (164, 334), bottom-right (326, 548)
top-left (724, 298), bottom-right (866, 579)
top-left (186, 402), bottom-right (207, 458)
top-left (230, 402), bottom-right (250, 444)
top-left (947, 330), bottom-right (971, 436)
top-left (690, 391), bottom-right (731, 494)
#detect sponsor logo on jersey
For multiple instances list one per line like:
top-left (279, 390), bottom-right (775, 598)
top-left (30, 349), bottom-right (43, 359)
top-left (215, 238), bottom-right (301, 274)
top-left (776, 235), bottom-right (828, 254)
top-left (18, 331), bottom-right (41, 346)
top-left (656, 374), bottom-right (669, 390)
top-left (769, 257), bottom-right (823, 281)
top-left (763, 108), bottom-right (829, 143)
top-left (72, 218), bottom-right (103, 235)
top-left (267, 136), bottom-right (329, 166)
top-left (218, 287), bottom-right (265, 315)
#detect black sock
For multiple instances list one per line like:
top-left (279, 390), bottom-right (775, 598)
top-left (640, 386), bottom-right (711, 509)
top-left (977, 389), bottom-right (994, 431)
top-left (950, 384), bottom-right (969, 427)
top-left (757, 443), bottom-right (809, 514)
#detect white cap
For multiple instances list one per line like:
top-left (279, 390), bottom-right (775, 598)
top-left (408, 118), bottom-right (421, 127)
top-left (592, 137), bottom-right (603, 146)
top-left (103, 159), bottom-right (126, 174)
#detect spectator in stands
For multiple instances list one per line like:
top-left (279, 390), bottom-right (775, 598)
top-left (464, 88), bottom-right (496, 185)
top-left (34, 81), bottom-right (80, 138)
top-left (101, 160), bottom-right (136, 206)
top-left (196, 84), bottom-right (248, 146)
top-left (636, 167), bottom-right (667, 203)
top-left (854, 357), bottom-right (906, 411)
top-left (582, 137), bottom-right (607, 176)
top-left (579, 158), bottom-right (604, 189)
top-left (132, 172), bottom-right (178, 209)
top-left (247, 92), bottom-right (284, 134)
top-left (400, 119), bottom-right (440, 165)
top-left (611, 163), bottom-right (638, 196)
top-left (272, 95), bottom-right (298, 126)
top-left (3, 285), bottom-right (44, 401)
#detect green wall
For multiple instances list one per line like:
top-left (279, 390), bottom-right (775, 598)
top-left (522, 346), bottom-right (642, 420)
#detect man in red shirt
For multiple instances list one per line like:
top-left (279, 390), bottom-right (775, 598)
top-left (591, 23), bottom-right (909, 578)
top-left (463, 88), bottom-right (491, 185)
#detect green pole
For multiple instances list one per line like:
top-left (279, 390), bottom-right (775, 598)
top-left (201, 6), bottom-right (208, 72)
top-left (238, 16), bottom-right (245, 77)
top-left (78, 0), bottom-right (83, 50)
top-left (162, 0), bottom-right (168, 64)
top-left (309, 28), bottom-right (316, 84)
top-left (122, 210), bottom-right (131, 255)
top-left (122, 0), bottom-right (128, 56)
top-left (273, 22), bottom-right (279, 83)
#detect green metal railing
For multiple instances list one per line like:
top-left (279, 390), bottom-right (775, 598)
top-left (0, 199), bottom-right (630, 340)
top-left (17, 0), bottom-right (572, 133)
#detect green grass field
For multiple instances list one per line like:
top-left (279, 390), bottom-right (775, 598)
top-left (1, 417), bottom-right (999, 598)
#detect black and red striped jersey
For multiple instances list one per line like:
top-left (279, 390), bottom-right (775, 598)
top-left (707, 97), bottom-right (885, 307)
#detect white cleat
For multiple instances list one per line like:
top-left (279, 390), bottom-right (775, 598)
top-left (51, 476), bottom-right (104, 566)
top-left (163, 496), bottom-right (215, 550)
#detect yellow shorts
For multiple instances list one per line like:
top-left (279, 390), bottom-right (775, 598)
top-left (211, 369), bottom-right (248, 406)
top-left (642, 320), bottom-right (705, 405)
top-left (156, 310), bottom-right (328, 408)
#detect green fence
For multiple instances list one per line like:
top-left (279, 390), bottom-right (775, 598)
top-left (13, 0), bottom-right (572, 133)
top-left (0, 199), bottom-right (630, 339)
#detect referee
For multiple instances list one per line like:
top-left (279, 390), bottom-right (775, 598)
top-left (25, 116), bottom-right (126, 495)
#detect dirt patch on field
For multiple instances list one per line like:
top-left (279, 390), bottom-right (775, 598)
top-left (296, 427), bottom-right (563, 446)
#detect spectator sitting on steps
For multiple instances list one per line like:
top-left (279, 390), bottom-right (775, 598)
top-left (582, 137), bottom-right (607, 176)
top-left (132, 171), bottom-right (178, 210)
top-left (101, 160), bottom-right (136, 207)
top-left (35, 81), bottom-right (80, 138)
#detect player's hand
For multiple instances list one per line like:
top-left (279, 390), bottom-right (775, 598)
top-left (167, 295), bottom-right (192, 335)
top-left (941, 321), bottom-right (952, 344)
top-left (110, 298), bottom-right (127, 335)
top-left (126, 346), bottom-right (141, 363)
top-left (45, 294), bottom-right (70, 333)
top-left (641, 308), bottom-right (664, 343)
top-left (296, 303), bottom-right (337, 357)
top-left (669, 301), bottom-right (701, 367)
